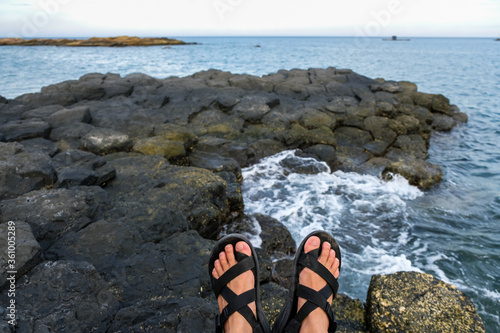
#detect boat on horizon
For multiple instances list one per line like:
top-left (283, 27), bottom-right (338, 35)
top-left (383, 36), bottom-right (410, 41)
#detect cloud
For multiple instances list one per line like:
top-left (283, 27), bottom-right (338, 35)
top-left (1, 0), bottom-right (499, 37)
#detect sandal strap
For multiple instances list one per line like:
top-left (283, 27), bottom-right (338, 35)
top-left (284, 297), bottom-right (336, 333)
top-left (216, 288), bottom-right (263, 333)
top-left (284, 301), bottom-right (317, 333)
top-left (219, 289), bottom-right (256, 322)
top-left (297, 285), bottom-right (333, 316)
top-left (213, 254), bottom-right (255, 296)
top-left (298, 250), bottom-right (339, 297)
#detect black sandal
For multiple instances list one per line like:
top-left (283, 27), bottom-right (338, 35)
top-left (209, 234), bottom-right (271, 333)
top-left (272, 230), bottom-right (341, 333)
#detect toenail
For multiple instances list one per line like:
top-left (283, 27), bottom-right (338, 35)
top-left (311, 237), bottom-right (320, 247)
top-left (236, 242), bottom-right (244, 251)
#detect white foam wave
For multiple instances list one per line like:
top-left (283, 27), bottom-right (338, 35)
top-left (482, 288), bottom-right (500, 301)
top-left (348, 246), bottom-right (422, 275)
top-left (242, 150), bottom-right (426, 294)
top-left (243, 150), bottom-right (423, 241)
top-left (244, 216), bottom-right (263, 248)
top-left (421, 253), bottom-right (455, 285)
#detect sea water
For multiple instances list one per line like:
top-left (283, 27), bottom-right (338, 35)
top-left (0, 37), bottom-right (498, 330)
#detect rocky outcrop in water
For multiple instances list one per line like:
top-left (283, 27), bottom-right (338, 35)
top-left (0, 68), bottom-right (480, 332)
top-left (366, 272), bottom-right (485, 332)
top-left (0, 36), bottom-right (192, 47)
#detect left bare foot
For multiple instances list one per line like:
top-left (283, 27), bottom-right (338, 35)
top-left (212, 241), bottom-right (257, 333)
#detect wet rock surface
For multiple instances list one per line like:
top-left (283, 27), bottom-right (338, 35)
top-left (0, 68), bottom-right (479, 332)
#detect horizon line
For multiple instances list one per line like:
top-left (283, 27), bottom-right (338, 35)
top-left (1, 35), bottom-right (498, 39)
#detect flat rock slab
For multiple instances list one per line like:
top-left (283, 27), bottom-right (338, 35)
top-left (7, 260), bottom-right (120, 332)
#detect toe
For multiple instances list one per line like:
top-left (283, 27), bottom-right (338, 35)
top-left (219, 251), bottom-right (229, 271)
top-left (304, 235), bottom-right (321, 254)
top-left (212, 267), bottom-right (220, 279)
top-left (214, 259), bottom-right (224, 278)
top-left (235, 241), bottom-right (252, 257)
top-left (326, 249), bottom-right (335, 268)
top-left (333, 257), bottom-right (340, 279)
top-left (225, 244), bottom-right (236, 266)
top-left (319, 241), bottom-right (331, 264)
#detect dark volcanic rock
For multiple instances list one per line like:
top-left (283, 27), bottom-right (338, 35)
top-left (0, 186), bottom-right (109, 250)
top-left (384, 157), bottom-right (442, 190)
top-left (1, 260), bottom-right (120, 332)
top-left (46, 105), bottom-right (91, 127)
top-left (0, 142), bottom-right (56, 200)
top-left (189, 150), bottom-right (242, 180)
top-left (260, 282), bottom-right (288, 327)
top-left (46, 218), bottom-right (145, 273)
top-left (20, 137), bottom-right (59, 156)
top-left (332, 294), bottom-right (368, 333)
top-left (257, 214), bottom-right (296, 255)
top-left (80, 127), bottom-right (132, 154)
top-left (107, 297), bottom-right (216, 332)
top-left (0, 119), bottom-right (50, 141)
top-left (102, 231), bottom-right (214, 306)
top-left (99, 154), bottom-right (234, 239)
top-left (0, 221), bottom-right (41, 288)
top-left (51, 149), bottom-right (116, 188)
top-left (0, 67), bottom-right (473, 331)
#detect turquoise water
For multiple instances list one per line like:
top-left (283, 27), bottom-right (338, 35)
top-left (1, 37), bottom-right (499, 331)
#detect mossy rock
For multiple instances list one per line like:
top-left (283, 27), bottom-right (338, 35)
top-left (366, 272), bottom-right (485, 333)
top-left (332, 294), bottom-right (368, 333)
top-left (132, 136), bottom-right (186, 161)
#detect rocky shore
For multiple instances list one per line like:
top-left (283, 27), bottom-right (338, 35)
top-left (0, 36), bottom-right (192, 47)
top-left (0, 68), bottom-right (484, 332)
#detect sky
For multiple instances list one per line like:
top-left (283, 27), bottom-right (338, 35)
top-left (0, 0), bottom-right (499, 38)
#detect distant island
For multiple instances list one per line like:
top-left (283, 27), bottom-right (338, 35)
top-left (383, 36), bottom-right (410, 41)
top-left (0, 36), bottom-right (194, 47)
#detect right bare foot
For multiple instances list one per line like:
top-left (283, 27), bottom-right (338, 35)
top-left (297, 236), bottom-right (340, 333)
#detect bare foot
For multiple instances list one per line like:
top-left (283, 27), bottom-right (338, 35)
top-left (212, 241), bottom-right (257, 333)
top-left (298, 236), bottom-right (340, 333)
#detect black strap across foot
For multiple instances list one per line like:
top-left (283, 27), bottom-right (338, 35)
top-left (284, 246), bottom-right (339, 333)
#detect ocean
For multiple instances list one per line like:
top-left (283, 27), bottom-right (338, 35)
top-left (0, 37), bottom-right (498, 331)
